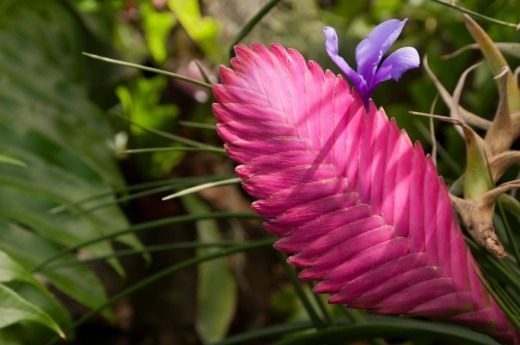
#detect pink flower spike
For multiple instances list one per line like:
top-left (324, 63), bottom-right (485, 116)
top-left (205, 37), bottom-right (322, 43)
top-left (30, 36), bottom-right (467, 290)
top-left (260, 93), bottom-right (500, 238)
top-left (212, 43), bottom-right (520, 344)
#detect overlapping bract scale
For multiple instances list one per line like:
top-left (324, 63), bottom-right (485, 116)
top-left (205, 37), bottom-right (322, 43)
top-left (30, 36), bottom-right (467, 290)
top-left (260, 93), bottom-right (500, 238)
top-left (212, 43), bottom-right (519, 344)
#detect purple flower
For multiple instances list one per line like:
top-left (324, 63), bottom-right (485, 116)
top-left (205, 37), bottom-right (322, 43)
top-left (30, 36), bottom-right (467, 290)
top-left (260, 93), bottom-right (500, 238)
top-left (324, 19), bottom-right (420, 105)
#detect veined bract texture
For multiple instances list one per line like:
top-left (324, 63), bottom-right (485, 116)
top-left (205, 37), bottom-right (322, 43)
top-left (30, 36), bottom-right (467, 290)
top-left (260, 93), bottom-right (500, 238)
top-left (212, 43), bottom-right (519, 344)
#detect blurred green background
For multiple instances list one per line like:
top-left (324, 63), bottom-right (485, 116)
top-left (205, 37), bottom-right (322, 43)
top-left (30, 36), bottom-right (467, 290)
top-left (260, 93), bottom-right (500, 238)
top-left (0, 0), bottom-right (518, 344)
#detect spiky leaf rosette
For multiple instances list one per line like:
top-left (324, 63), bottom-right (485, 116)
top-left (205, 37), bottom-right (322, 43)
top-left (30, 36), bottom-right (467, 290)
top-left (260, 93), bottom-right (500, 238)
top-left (212, 43), bottom-right (519, 344)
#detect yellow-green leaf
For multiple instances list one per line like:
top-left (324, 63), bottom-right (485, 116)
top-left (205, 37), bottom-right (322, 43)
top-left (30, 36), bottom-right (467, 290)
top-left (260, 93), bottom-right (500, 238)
top-left (464, 15), bottom-right (520, 113)
top-left (463, 127), bottom-right (494, 202)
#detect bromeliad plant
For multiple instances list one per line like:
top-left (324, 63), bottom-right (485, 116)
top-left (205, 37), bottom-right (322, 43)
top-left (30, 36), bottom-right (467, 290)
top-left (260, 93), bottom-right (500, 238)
top-left (212, 16), bottom-right (520, 344)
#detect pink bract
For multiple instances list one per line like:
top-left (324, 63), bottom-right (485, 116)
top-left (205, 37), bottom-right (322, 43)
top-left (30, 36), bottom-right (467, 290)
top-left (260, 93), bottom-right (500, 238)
top-left (212, 43), bottom-right (519, 344)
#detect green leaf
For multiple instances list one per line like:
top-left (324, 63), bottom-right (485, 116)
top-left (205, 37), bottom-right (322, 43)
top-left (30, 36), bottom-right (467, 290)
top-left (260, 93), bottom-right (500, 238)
top-left (0, 250), bottom-right (43, 289)
top-left (463, 127), bottom-right (493, 202)
top-left (162, 177), bottom-right (240, 201)
top-left (444, 43), bottom-right (520, 60)
top-left (0, 327), bottom-right (23, 345)
top-left (0, 0), bottom-right (143, 282)
top-left (0, 249), bottom-right (71, 341)
top-left (183, 195), bottom-right (237, 344)
top-left (0, 222), bottom-right (112, 321)
top-left (14, 283), bottom-right (72, 339)
top-left (464, 15), bottom-right (520, 113)
top-left (0, 155), bottom-right (25, 167)
top-left (0, 284), bottom-right (64, 338)
top-left (274, 316), bottom-right (502, 345)
top-left (228, 0), bottom-right (283, 58)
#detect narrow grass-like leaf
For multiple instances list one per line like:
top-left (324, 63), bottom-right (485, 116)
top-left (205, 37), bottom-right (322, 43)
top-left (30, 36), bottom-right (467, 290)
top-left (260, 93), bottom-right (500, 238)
top-left (115, 113), bottom-right (225, 153)
top-left (179, 121), bottom-right (217, 130)
top-left (279, 253), bottom-right (325, 328)
top-left (212, 320), bottom-right (314, 345)
top-left (274, 316), bottom-right (502, 345)
top-left (67, 176), bottom-right (235, 215)
top-left (46, 241), bottom-right (250, 269)
top-left (50, 176), bottom-right (226, 214)
top-left (497, 203), bottom-right (520, 269)
top-left (194, 60), bottom-right (214, 85)
top-left (70, 239), bottom-right (273, 330)
top-left (443, 43), bottom-right (520, 60)
top-left (124, 146), bottom-right (221, 154)
top-left (34, 212), bottom-right (260, 272)
top-left (430, 0), bottom-right (518, 29)
top-left (306, 282), bottom-right (331, 324)
top-left (0, 155), bottom-right (26, 167)
top-left (228, 0), bottom-right (283, 58)
top-left (83, 53), bottom-right (212, 89)
top-left (162, 177), bottom-right (241, 200)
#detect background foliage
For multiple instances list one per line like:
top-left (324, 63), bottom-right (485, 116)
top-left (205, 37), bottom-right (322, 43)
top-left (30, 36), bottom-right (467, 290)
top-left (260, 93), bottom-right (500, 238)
top-left (0, 0), bottom-right (518, 344)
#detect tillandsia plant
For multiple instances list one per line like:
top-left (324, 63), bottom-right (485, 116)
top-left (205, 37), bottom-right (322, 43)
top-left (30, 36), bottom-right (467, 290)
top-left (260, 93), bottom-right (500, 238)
top-left (212, 17), bottom-right (520, 345)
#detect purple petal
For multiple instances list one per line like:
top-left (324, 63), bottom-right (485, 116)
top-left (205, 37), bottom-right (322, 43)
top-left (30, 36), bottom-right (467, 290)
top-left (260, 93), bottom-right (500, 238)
top-left (374, 47), bottom-right (420, 85)
top-left (355, 18), bottom-right (407, 85)
top-left (323, 26), bottom-right (365, 92)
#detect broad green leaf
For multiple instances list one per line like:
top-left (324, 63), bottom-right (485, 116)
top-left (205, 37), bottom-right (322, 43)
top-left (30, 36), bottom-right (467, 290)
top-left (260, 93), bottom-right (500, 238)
top-left (0, 284), bottom-right (64, 338)
top-left (0, 251), bottom-right (43, 288)
top-left (0, 249), bottom-right (71, 340)
top-left (182, 195), bottom-right (237, 344)
top-left (0, 222), bottom-right (112, 321)
top-left (0, 1), bottom-right (143, 276)
top-left (14, 283), bottom-right (72, 339)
